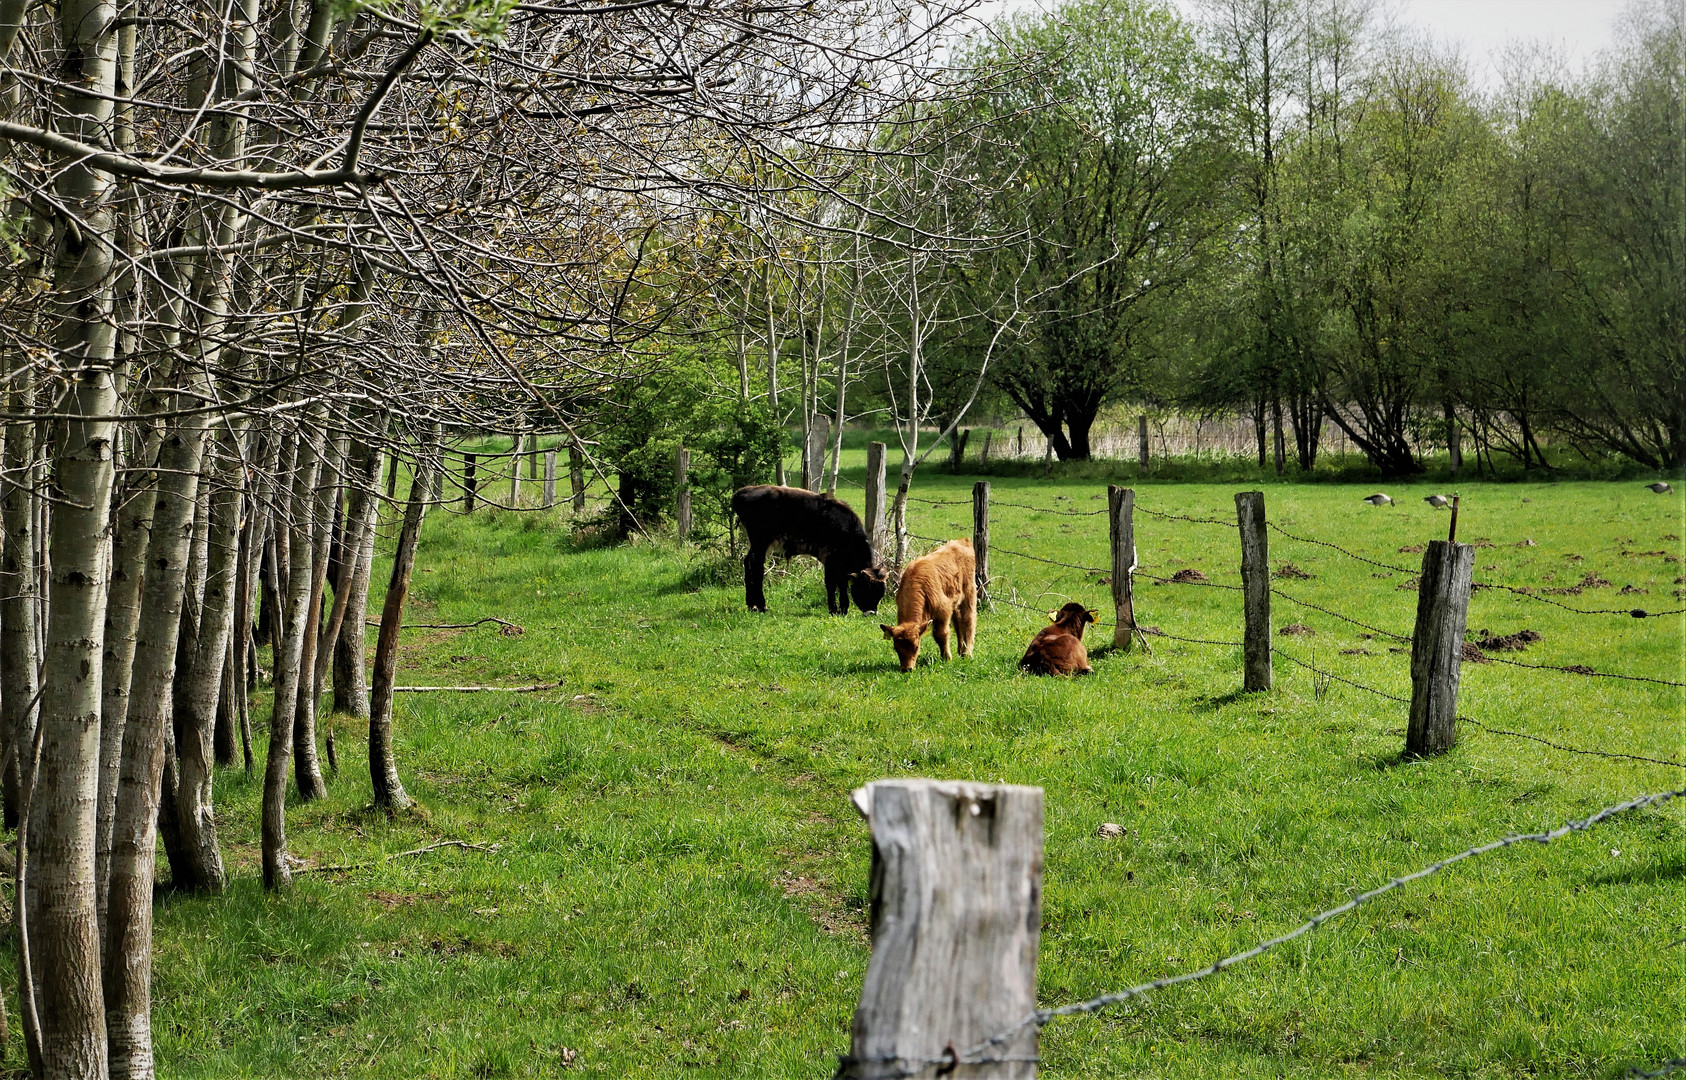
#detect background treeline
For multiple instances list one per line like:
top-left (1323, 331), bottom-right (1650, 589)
top-left (623, 0), bottom-right (1681, 528)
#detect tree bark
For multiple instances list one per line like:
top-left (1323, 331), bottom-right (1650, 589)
top-left (368, 442), bottom-right (440, 811)
top-left (263, 426), bottom-right (324, 890)
top-left (168, 425), bottom-right (245, 892)
top-left (292, 435), bottom-right (339, 802)
top-left (104, 402), bottom-right (209, 1079)
top-left (1, 372), bottom-right (41, 833)
top-left (315, 437), bottom-right (378, 707)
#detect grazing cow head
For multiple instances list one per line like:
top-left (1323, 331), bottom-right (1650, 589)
top-left (1048, 602), bottom-right (1099, 637)
top-left (850, 566), bottom-right (888, 613)
top-left (881, 620), bottom-right (930, 671)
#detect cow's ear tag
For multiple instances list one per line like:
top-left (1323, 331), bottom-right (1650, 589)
top-left (1047, 610), bottom-right (1058, 621)
top-left (1087, 609), bottom-right (1099, 622)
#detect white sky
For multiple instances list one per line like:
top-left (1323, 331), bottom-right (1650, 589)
top-left (1384, 0), bottom-right (1629, 88)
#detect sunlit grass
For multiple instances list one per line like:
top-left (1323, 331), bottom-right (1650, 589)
top-left (124, 469), bottom-right (1685, 1077)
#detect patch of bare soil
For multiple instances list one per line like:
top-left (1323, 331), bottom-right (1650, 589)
top-left (1461, 642), bottom-right (1490, 663)
top-left (1279, 624), bottom-right (1314, 636)
top-left (1166, 568), bottom-right (1209, 584)
top-left (1339, 648), bottom-right (1372, 656)
top-left (1476, 629), bottom-right (1542, 652)
top-left (1396, 576), bottom-right (1420, 591)
top-left (1618, 584), bottom-right (1648, 595)
top-left (1516, 538), bottom-right (1537, 547)
top-left (1274, 562), bottom-right (1313, 580)
top-left (1398, 544), bottom-right (1424, 554)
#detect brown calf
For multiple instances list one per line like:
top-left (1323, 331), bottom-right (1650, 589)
top-left (881, 539), bottom-right (976, 671)
top-left (1019, 602), bottom-right (1098, 676)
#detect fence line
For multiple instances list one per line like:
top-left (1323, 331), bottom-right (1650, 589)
top-left (1270, 588), bottom-right (1413, 641)
top-left (1459, 718), bottom-right (1686, 771)
top-left (929, 786), bottom-right (1686, 1074)
top-left (1477, 653), bottom-right (1686, 689)
top-left (1629, 1059), bottom-right (1686, 1079)
top-left (1267, 522), bottom-right (1418, 575)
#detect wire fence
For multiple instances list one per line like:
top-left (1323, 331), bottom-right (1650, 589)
top-left (843, 786), bottom-right (1686, 1077)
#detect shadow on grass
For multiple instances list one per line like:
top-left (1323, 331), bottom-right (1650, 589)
top-left (1582, 855), bottom-right (1686, 888)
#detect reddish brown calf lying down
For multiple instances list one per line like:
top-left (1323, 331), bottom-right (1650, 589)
top-left (882, 539), bottom-right (976, 671)
top-left (1019, 602), bottom-right (1098, 676)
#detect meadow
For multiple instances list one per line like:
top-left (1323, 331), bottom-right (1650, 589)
top-left (136, 461), bottom-right (1683, 1078)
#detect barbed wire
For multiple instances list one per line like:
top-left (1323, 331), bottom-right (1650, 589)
top-left (909, 531), bottom-right (1110, 576)
top-left (1629, 1058), bottom-right (1686, 1078)
top-left (1476, 653), bottom-right (1686, 689)
top-left (1267, 522), bottom-right (1417, 575)
top-left (1476, 581), bottom-right (1686, 619)
top-left (1140, 626), bottom-right (1244, 648)
top-left (1460, 718), bottom-right (1685, 771)
top-left (911, 786), bottom-right (1686, 1075)
top-left (990, 499), bottom-right (1108, 516)
top-left (1138, 570), bottom-right (1246, 592)
top-left (1272, 647), bottom-right (1411, 703)
top-left (1270, 589), bottom-right (1413, 641)
top-left (1137, 506), bottom-right (1238, 528)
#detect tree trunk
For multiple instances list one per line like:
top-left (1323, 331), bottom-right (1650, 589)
top-left (292, 436), bottom-right (336, 802)
top-left (168, 426), bottom-right (245, 893)
top-left (331, 450), bottom-right (381, 720)
top-left (368, 442), bottom-right (440, 811)
top-left (315, 438), bottom-right (378, 706)
top-left (263, 427), bottom-right (324, 890)
top-left (104, 402), bottom-right (210, 1080)
top-left (1, 373), bottom-right (41, 833)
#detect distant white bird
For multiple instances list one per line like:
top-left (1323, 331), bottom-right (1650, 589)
top-left (1646, 482), bottom-right (1673, 494)
top-left (1424, 494), bottom-right (1450, 509)
top-left (1362, 493), bottom-right (1393, 506)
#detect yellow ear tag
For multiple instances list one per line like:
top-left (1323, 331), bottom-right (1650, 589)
top-left (1088, 610), bottom-right (1099, 621)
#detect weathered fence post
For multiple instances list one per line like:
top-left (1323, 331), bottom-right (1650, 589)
top-left (1235, 491), bottom-right (1272, 691)
top-left (529, 436), bottom-right (542, 481)
top-left (979, 430), bottom-right (992, 467)
top-left (805, 416), bottom-right (831, 491)
top-left (542, 450), bottom-right (557, 508)
top-left (1108, 485), bottom-right (1136, 652)
top-left (1406, 540), bottom-right (1474, 757)
top-left (1138, 415), bottom-right (1149, 472)
top-left (972, 481), bottom-right (990, 605)
top-left (864, 441), bottom-right (887, 556)
top-left (675, 446), bottom-right (691, 539)
top-left (463, 453), bottom-right (477, 512)
top-left (950, 428), bottom-right (970, 473)
top-left (509, 433), bottom-right (523, 505)
top-left (569, 445), bottom-right (585, 512)
top-left (841, 779), bottom-right (1042, 1080)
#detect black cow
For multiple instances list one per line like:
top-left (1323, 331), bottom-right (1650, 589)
top-left (732, 485), bottom-right (887, 614)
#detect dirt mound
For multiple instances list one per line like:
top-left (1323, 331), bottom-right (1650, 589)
top-left (1339, 648), bottom-right (1371, 656)
top-left (1618, 584), bottom-right (1648, 595)
top-left (1516, 538), bottom-right (1537, 547)
top-left (1576, 572), bottom-right (1613, 588)
top-left (1461, 642), bottom-right (1490, 663)
top-left (1279, 623), bottom-right (1314, 636)
top-left (1397, 576), bottom-right (1420, 591)
top-left (1168, 568), bottom-right (1209, 584)
top-left (1274, 562), bottom-right (1313, 580)
top-left (1476, 629), bottom-right (1542, 652)
top-left (1398, 544), bottom-right (1424, 554)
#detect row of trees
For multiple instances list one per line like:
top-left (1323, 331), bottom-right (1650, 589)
top-left (630, 0), bottom-right (1680, 489)
top-left (0, 0), bottom-right (983, 1073)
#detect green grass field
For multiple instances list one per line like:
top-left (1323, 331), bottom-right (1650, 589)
top-left (135, 465), bottom-right (1683, 1078)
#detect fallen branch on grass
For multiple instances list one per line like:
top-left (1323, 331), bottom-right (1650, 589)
top-left (366, 616), bottom-right (524, 635)
top-left (298, 840), bottom-right (501, 875)
top-left (388, 681), bottom-right (560, 693)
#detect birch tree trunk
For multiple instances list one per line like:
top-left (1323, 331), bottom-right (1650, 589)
top-left (315, 437), bottom-right (377, 705)
top-left (29, 0), bottom-right (125, 1065)
top-left (331, 444), bottom-right (382, 719)
top-left (103, 397), bottom-right (209, 1079)
top-left (1, 373), bottom-right (40, 832)
top-left (167, 424), bottom-right (245, 892)
top-left (263, 427), bottom-right (324, 889)
top-left (368, 442), bottom-right (440, 811)
top-left (292, 435), bottom-right (338, 801)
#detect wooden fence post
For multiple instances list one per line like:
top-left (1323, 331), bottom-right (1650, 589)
top-left (864, 441), bottom-right (887, 556)
top-left (972, 481), bottom-right (990, 605)
top-left (1235, 491), bottom-right (1272, 691)
top-left (1406, 540), bottom-right (1474, 757)
top-left (529, 436), bottom-right (542, 481)
top-left (1108, 485), bottom-right (1136, 652)
top-left (569, 445), bottom-right (585, 512)
top-left (950, 428), bottom-right (970, 473)
top-left (841, 779), bottom-right (1042, 1080)
top-left (542, 450), bottom-right (557, 508)
top-left (1138, 415), bottom-right (1149, 472)
top-left (463, 453), bottom-right (477, 512)
top-left (675, 446), bottom-right (691, 539)
top-left (509, 433), bottom-right (523, 505)
top-left (979, 430), bottom-right (992, 467)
